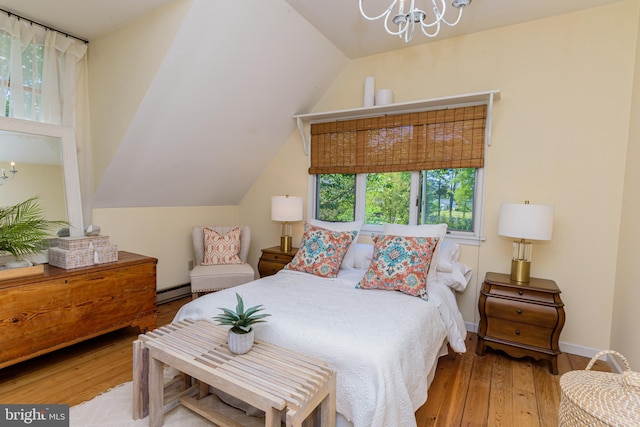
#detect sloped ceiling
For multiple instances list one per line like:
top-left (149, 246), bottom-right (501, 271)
top-left (0, 0), bottom-right (625, 208)
top-left (92, 0), bottom-right (348, 207)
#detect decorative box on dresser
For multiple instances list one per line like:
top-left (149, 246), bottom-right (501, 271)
top-left (0, 251), bottom-right (157, 369)
top-left (257, 246), bottom-right (297, 278)
top-left (476, 272), bottom-right (565, 374)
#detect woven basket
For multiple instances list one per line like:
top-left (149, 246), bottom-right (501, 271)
top-left (559, 350), bottom-right (640, 426)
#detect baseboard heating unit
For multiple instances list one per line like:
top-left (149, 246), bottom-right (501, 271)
top-left (156, 283), bottom-right (191, 304)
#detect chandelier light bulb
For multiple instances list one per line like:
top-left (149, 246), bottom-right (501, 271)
top-left (359, 0), bottom-right (471, 43)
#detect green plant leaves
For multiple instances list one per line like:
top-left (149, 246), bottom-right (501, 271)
top-left (213, 293), bottom-right (271, 335)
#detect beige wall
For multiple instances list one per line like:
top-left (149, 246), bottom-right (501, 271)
top-left (3, 163), bottom-right (67, 222)
top-left (92, 206), bottom-right (239, 290)
top-left (243, 2), bottom-right (639, 354)
top-left (611, 2), bottom-right (640, 368)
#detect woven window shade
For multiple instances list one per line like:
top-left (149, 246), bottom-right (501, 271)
top-left (309, 105), bottom-right (487, 174)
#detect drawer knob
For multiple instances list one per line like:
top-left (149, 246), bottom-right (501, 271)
top-left (518, 290), bottom-right (524, 296)
top-left (516, 309), bottom-right (523, 315)
top-left (515, 329), bottom-right (521, 335)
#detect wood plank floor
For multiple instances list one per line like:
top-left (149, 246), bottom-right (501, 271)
top-left (0, 296), bottom-right (610, 426)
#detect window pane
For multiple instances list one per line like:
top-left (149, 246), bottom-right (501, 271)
top-left (365, 172), bottom-right (411, 225)
top-left (420, 168), bottom-right (475, 232)
top-left (316, 174), bottom-right (355, 221)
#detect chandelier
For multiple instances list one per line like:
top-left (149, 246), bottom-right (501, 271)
top-left (359, 0), bottom-right (471, 43)
top-left (0, 162), bottom-right (18, 185)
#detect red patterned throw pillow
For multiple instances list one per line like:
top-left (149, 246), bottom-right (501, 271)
top-left (202, 227), bottom-right (243, 265)
top-left (357, 234), bottom-right (439, 299)
top-left (284, 223), bottom-right (357, 278)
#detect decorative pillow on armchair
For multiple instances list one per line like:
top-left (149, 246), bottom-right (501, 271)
top-left (356, 234), bottom-right (439, 299)
top-left (284, 223), bottom-right (358, 278)
top-left (202, 227), bottom-right (243, 265)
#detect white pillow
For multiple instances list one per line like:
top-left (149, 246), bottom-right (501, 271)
top-left (436, 240), bottom-right (461, 273)
top-left (382, 223), bottom-right (447, 285)
top-left (308, 219), bottom-right (362, 269)
top-left (352, 243), bottom-right (374, 269)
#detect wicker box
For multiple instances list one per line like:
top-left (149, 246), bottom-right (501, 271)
top-left (48, 245), bottom-right (118, 269)
top-left (559, 350), bottom-right (640, 426)
top-left (54, 235), bottom-right (111, 251)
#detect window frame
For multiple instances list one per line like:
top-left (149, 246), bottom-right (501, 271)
top-left (298, 91), bottom-right (499, 247)
top-left (310, 168), bottom-right (485, 246)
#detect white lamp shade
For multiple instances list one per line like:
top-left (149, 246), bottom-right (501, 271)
top-left (498, 203), bottom-right (554, 241)
top-left (271, 196), bottom-right (303, 222)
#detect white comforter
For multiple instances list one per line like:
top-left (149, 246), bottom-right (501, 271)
top-left (173, 269), bottom-right (466, 427)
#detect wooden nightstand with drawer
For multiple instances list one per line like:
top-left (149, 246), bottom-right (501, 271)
top-left (257, 246), bottom-right (297, 278)
top-left (476, 272), bottom-right (565, 374)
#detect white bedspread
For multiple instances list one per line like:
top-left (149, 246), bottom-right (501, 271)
top-left (173, 269), bottom-right (466, 427)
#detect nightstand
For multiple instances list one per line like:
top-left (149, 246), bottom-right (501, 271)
top-left (257, 246), bottom-right (298, 278)
top-left (476, 272), bottom-right (565, 374)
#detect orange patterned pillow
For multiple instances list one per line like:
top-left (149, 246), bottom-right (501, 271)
top-left (202, 227), bottom-right (243, 265)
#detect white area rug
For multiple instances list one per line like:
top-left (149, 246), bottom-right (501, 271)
top-left (69, 381), bottom-right (264, 427)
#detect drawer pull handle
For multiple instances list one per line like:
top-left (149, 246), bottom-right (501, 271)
top-left (518, 290), bottom-right (524, 296)
top-left (515, 329), bottom-right (521, 335)
top-left (516, 309), bottom-right (523, 315)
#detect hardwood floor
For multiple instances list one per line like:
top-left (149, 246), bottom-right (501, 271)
top-left (0, 296), bottom-right (610, 426)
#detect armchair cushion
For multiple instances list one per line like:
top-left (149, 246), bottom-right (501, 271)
top-left (202, 227), bottom-right (243, 265)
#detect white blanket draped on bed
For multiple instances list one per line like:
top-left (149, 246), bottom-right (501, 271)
top-left (173, 269), bottom-right (466, 427)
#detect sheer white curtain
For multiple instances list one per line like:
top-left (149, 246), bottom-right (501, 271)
top-left (0, 12), bottom-right (92, 224)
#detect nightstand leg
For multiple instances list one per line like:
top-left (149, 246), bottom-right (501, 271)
top-left (476, 337), bottom-right (487, 356)
top-left (550, 355), bottom-right (559, 375)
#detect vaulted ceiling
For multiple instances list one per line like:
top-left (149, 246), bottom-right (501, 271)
top-left (0, 0), bottom-right (624, 208)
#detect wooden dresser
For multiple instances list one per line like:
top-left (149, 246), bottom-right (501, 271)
top-left (0, 251), bottom-right (157, 369)
top-left (476, 272), bottom-right (565, 374)
top-left (257, 246), bottom-right (297, 278)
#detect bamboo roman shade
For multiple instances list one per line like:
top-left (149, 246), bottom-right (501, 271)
top-left (309, 105), bottom-right (487, 174)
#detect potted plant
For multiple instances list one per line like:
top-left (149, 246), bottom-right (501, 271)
top-left (213, 293), bottom-right (271, 354)
top-left (0, 196), bottom-right (67, 268)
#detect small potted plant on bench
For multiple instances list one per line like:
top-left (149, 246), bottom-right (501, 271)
top-left (214, 293), bottom-right (271, 354)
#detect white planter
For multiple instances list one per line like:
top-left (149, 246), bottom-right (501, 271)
top-left (227, 329), bottom-right (254, 354)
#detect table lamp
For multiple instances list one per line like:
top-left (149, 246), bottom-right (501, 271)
top-left (271, 195), bottom-right (303, 252)
top-left (498, 201), bottom-right (554, 283)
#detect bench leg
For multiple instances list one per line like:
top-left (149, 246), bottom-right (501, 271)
top-left (132, 340), bottom-right (149, 420)
top-left (149, 354), bottom-right (165, 427)
top-left (266, 407), bottom-right (283, 427)
top-left (320, 373), bottom-right (336, 427)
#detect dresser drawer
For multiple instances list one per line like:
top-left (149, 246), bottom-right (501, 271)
top-left (485, 297), bottom-right (558, 328)
top-left (488, 284), bottom-right (556, 304)
top-left (486, 317), bottom-right (553, 349)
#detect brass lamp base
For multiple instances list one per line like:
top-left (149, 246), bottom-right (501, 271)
top-left (280, 235), bottom-right (292, 253)
top-left (511, 259), bottom-right (531, 283)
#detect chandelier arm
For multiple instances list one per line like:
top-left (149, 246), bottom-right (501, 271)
top-left (420, 19), bottom-right (441, 38)
top-left (439, 4), bottom-right (465, 26)
top-left (359, 0), bottom-right (399, 21)
top-left (384, 12), bottom-right (406, 36)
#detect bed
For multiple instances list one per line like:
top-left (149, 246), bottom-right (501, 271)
top-left (173, 222), bottom-right (471, 427)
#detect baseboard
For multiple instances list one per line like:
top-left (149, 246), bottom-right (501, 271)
top-left (464, 321), bottom-right (621, 373)
top-left (156, 283), bottom-right (191, 304)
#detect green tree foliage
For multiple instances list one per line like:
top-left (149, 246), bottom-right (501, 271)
top-left (365, 172), bottom-right (411, 224)
top-left (317, 174), bottom-right (355, 221)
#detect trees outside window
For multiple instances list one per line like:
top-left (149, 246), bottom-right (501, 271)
top-left (316, 168), bottom-right (477, 233)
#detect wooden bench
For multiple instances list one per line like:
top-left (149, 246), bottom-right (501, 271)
top-left (132, 319), bottom-right (336, 427)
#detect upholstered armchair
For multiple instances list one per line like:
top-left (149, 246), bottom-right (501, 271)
top-left (189, 225), bottom-right (255, 299)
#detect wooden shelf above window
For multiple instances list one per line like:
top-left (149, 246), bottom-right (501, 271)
top-left (293, 90), bottom-right (500, 154)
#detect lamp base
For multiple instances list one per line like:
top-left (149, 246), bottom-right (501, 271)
top-left (510, 259), bottom-right (530, 283)
top-left (280, 235), bottom-right (292, 253)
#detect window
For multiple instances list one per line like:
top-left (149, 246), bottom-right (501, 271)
top-left (309, 104), bottom-right (489, 243)
top-left (316, 168), bottom-right (480, 239)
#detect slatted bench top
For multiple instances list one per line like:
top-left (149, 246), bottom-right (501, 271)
top-left (133, 319), bottom-right (336, 427)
